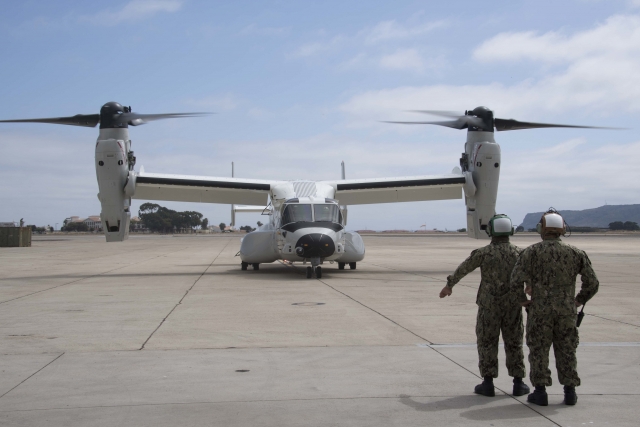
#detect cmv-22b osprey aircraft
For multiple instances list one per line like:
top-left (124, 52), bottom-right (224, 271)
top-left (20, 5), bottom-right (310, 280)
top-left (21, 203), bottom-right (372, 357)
top-left (0, 103), bottom-right (607, 278)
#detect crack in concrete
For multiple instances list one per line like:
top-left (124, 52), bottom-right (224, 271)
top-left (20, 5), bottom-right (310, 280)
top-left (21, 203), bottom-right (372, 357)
top-left (0, 352), bottom-right (65, 400)
top-left (139, 240), bottom-right (231, 350)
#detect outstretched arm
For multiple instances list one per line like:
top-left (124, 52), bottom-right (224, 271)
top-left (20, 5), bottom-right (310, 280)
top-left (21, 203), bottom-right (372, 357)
top-left (440, 249), bottom-right (483, 298)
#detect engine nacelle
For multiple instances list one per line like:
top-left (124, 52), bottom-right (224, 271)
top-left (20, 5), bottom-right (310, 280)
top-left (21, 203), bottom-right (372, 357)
top-left (95, 129), bottom-right (132, 242)
top-left (461, 131), bottom-right (500, 239)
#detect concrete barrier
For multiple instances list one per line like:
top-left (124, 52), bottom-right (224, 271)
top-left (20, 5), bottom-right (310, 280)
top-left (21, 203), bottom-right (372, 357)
top-left (0, 227), bottom-right (32, 247)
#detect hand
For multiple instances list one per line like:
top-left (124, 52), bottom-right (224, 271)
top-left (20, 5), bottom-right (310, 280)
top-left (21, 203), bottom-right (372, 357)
top-left (575, 300), bottom-right (582, 307)
top-left (439, 286), bottom-right (452, 298)
top-left (525, 285), bottom-right (532, 296)
top-left (521, 300), bottom-right (532, 307)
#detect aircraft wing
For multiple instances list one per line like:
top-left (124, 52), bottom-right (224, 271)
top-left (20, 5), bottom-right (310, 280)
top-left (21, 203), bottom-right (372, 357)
top-left (322, 174), bottom-right (466, 205)
top-left (133, 171), bottom-right (274, 205)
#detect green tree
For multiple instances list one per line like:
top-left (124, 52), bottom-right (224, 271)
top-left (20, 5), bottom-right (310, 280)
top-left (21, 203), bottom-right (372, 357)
top-left (201, 218), bottom-right (209, 230)
top-left (64, 222), bottom-right (88, 232)
top-left (257, 221), bottom-right (263, 227)
top-left (219, 222), bottom-right (226, 232)
top-left (623, 221), bottom-right (639, 231)
top-left (139, 203), bottom-right (174, 233)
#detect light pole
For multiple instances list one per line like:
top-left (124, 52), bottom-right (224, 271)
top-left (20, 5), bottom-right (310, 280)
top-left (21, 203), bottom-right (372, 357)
top-left (55, 223), bottom-right (58, 231)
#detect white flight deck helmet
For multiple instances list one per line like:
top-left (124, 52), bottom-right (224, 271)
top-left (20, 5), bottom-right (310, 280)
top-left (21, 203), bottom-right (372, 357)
top-left (536, 208), bottom-right (567, 236)
top-left (486, 214), bottom-right (515, 237)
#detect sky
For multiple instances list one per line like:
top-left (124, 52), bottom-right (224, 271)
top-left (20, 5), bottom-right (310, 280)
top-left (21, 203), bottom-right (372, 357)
top-left (1, 0), bottom-right (639, 231)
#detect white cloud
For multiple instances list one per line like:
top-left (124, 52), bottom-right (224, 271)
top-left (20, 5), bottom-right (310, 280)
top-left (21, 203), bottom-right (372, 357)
top-left (80, 0), bottom-right (183, 26)
top-left (473, 15), bottom-right (640, 63)
top-left (360, 19), bottom-right (448, 44)
top-left (379, 48), bottom-right (425, 72)
top-left (341, 15), bottom-right (640, 122)
top-left (290, 18), bottom-right (447, 65)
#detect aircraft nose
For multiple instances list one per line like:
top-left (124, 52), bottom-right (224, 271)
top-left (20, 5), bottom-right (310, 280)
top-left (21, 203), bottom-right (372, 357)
top-left (295, 233), bottom-right (335, 258)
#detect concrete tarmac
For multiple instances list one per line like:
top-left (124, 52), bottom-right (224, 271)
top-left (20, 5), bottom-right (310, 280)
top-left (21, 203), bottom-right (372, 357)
top-left (1, 233), bottom-right (638, 426)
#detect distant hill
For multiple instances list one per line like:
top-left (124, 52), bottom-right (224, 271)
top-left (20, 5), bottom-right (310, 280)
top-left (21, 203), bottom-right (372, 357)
top-left (519, 204), bottom-right (640, 229)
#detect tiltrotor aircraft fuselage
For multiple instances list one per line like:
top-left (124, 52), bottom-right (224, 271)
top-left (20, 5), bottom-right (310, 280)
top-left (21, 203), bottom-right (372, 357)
top-left (1, 103), bottom-right (608, 278)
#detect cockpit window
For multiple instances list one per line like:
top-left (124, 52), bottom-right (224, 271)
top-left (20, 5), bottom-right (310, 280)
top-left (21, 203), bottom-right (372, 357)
top-left (314, 204), bottom-right (340, 223)
top-left (281, 204), bottom-right (312, 225)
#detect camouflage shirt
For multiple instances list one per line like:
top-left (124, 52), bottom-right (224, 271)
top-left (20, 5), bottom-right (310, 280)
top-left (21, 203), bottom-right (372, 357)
top-left (510, 237), bottom-right (599, 315)
top-left (447, 239), bottom-right (522, 307)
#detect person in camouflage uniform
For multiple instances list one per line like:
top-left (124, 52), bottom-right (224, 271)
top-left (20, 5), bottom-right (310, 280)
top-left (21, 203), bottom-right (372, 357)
top-left (511, 210), bottom-right (599, 406)
top-left (440, 214), bottom-right (530, 397)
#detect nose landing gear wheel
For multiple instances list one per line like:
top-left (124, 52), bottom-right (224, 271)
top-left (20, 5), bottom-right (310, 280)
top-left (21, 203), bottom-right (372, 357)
top-left (252, 263), bottom-right (260, 270)
top-left (315, 266), bottom-right (322, 279)
top-left (349, 262), bottom-right (357, 270)
top-left (338, 262), bottom-right (345, 270)
top-left (241, 262), bottom-right (248, 271)
top-left (306, 266), bottom-right (313, 279)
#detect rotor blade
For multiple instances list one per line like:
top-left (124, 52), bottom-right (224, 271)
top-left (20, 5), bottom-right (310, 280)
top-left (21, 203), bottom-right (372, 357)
top-left (494, 118), bottom-right (620, 132)
top-left (382, 115), bottom-right (483, 130)
top-left (406, 110), bottom-right (463, 118)
top-left (0, 114), bottom-right (100, 127)
top-left (381, 120), bottom-right (466, 129)
top-left (118, 112), bottom-right (211, 126)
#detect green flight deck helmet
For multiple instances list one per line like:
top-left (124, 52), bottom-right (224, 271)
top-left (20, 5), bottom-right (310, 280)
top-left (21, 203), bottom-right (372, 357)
top-left (486, 214), bottom-right (515, 237)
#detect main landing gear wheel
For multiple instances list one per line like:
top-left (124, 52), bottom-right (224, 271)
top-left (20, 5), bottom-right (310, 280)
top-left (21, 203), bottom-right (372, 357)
top-left (315, 266), bottom-right (322, 279)
top-left (252, 263), bottom-right (260, 270)
top-left (338, 262), bottom-right (345, 270)
top-left (306, 267), bottom-right (313, 279)
top-left (241, 262), bottom-right (248, 271)
top-left (349, 262), bottom-right (357, 270)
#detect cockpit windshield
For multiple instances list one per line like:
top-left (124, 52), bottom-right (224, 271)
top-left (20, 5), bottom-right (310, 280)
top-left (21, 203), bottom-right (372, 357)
top-left (281, 203), bottom-right (342, 226)
top-left (314, 204), bottom-right (340, 223)
top-left (281, 204), bottom-right (312, 225)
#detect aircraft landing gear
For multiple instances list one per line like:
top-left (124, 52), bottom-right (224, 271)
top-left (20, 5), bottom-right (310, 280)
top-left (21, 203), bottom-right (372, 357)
top-left (349, 262), bottom-right (357, 270)
top-left (306, 266), bottom-right (313, 279)
top-left (252, 263), bottom-right (260, 270)
top-left (315, 266), bottom-right (322, 279)
top-left (338, 262), bottom-right (345, 270)
top-left (241, 262), bottom-right (248, 271)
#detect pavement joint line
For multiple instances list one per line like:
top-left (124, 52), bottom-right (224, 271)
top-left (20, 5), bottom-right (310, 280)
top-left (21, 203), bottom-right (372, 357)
top-left (0, 393), bottom-right (602, 413)
top-left (417, 342), bottom-right (640, 348)
top-left (139, 240), bottom-right (231, 350)
top-left (0, 352), bottom-right (65, 400)
top-left (0, 246), bottom-right (191, 305)
top-left (585, 313), bottom-right (640, 328)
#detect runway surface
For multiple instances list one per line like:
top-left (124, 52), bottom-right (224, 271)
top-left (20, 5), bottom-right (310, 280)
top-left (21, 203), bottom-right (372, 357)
top-left (1, 233), bottom-right (638, 426)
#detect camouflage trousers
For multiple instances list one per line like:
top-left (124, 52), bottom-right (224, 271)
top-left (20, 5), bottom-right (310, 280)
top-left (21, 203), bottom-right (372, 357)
top-left (476, 305), bottom-right (525, 378)
top-left (527, 312), bottom-right (580, 387)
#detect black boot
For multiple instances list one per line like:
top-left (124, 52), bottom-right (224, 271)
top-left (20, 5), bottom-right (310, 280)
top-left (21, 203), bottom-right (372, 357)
top-left (527, 385), bottom-right (548, 406)
top-left (563, 385), bottom-right (578, 405)
top-left (512, 377), bottom-right (530, 396)
top-left (474, 376), bottom-right (495, 397)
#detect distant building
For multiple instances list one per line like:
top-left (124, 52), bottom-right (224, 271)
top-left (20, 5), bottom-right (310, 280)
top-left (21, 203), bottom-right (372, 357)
top-left (83, 215), bottom-right (101, 231)
top-left (0, 222), bottom-right (17, 227)
top-left (130, 216), bottom-right (145, 231)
